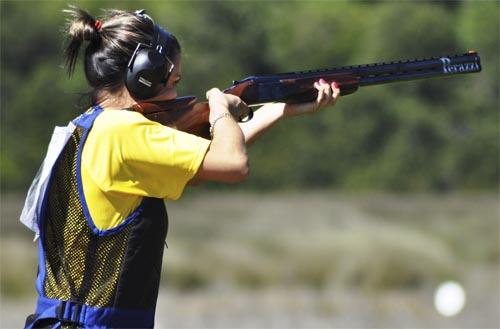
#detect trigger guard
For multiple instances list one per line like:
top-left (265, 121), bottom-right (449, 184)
top-left (239, 107), bottom-right (254, 122)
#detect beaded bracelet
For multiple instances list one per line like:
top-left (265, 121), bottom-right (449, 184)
top-left (209, 113), bottom-right (233, 138)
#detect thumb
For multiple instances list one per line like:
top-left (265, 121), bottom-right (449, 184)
top-left (206, 88), bottom-right (222, 100)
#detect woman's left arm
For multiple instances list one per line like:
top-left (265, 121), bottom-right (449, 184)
top-left (239, 79), bottom-right (340, 146)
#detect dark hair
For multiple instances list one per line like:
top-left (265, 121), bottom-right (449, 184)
top-left (63, 5), bottom-right (181, 106)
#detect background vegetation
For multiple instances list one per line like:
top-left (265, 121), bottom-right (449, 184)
top-left (1, 1), bottom-right (498, 192)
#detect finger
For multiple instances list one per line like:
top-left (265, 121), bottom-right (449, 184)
top-left (316, 84), bottom-right (326, 105)
top-left (332, 82), bottom-right (340, 94)
top-left (206, 89), bottom-right (214, 99)
top-left (314, 79), bottom-right (335, 111)
top-left (226, 94), bottom-right (242, 106)
top-left (330, 82), bottom-right (341, 103)
top-left (319, 82), bottom-right (339, 109)
top-left (321, 79), bottom-right (334, 100)
top-left (315, 79), bottom-right (329, 90)
top-left (318, 86), bottom-right (332, 109)
top-left (206, 88), bottom-right (222, 99)
top-left (323, 82), bottom-right (333, 101)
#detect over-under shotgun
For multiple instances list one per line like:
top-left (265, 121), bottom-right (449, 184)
top-left (132, 51), bottom-right (481, 138)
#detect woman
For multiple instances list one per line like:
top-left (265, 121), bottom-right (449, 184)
top-left (24, 6), bottom-right (340, 328)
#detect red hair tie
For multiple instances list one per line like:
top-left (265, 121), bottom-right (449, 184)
top-left (94, 20), bottom-right (102, 31)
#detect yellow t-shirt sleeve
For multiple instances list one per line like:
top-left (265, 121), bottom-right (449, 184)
top-left (83, 110), bottom-right (210, 200)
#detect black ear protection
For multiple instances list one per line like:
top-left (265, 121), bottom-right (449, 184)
top-left (125, 10), bottom-right (176, 100)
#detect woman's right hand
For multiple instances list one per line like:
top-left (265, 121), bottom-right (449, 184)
top-left (192, 88), bottom-right (249, 184)
top-left (206, 88), bottom-right (249, 123)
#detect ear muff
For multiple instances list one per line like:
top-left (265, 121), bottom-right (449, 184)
top-left (125, 23), bottom-right (175, 100)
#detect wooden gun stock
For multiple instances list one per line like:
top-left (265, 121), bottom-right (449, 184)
top-left (132, 96), bottom-right (211, 138)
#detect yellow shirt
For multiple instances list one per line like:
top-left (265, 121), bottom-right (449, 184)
top-left (81, 109), bottom-right (210, 230)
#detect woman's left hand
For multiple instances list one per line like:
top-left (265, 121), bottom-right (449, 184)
top-left (283, 79), bottom-right (341, 118)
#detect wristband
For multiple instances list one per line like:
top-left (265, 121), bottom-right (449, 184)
top-left (209, 113), bottom-right (233, 138)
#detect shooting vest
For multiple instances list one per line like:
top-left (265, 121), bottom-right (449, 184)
top-left (25, 106), bottom-right (168, 328)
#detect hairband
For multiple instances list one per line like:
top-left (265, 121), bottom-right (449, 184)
top-left (94, 20), bottom-right (102, 31)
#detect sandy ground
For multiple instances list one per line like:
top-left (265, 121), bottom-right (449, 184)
top-left (2, 272), bottom-right (499, 329)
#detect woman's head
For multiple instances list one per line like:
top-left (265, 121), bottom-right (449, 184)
top-left (64, 6), bottom-right (181, 106)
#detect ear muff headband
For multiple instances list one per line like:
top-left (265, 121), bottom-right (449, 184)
top-left (125, 10), bottom-right (176, 100)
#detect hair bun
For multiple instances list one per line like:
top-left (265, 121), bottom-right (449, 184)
top-left (63, 5), bottom-right (101, 76)
top-left (64, 5), bottom-right (99, 42)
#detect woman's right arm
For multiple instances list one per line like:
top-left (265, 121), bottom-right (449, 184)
top-left (191, 88), bottom-right (249, 184)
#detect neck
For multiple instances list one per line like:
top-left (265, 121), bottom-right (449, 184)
top-left (96, 88), bottom-right (136, 109)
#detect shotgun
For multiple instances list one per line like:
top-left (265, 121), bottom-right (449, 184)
top-left (131, 51), bottom-right (481, 138)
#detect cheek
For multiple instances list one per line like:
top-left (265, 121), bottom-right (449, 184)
top-left (167, 88), bottom-right (177, 99)
top-left (158, 86), bottom-right (177, 99)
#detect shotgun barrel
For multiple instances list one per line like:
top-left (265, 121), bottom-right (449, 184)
top-left (224, 51), bottom-right (481, 103)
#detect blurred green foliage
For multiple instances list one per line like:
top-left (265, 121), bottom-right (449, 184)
top-left (1, 1), bottom-right (498, 192)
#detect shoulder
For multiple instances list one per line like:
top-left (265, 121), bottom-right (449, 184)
top-left (92, 109), bottom-right (162, 136)
top-left (96, 109), bottom-right (151, 127)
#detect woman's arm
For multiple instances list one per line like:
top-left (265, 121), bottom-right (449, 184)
top-left (191, 88), bottom-right (249, 184)
top-left (239, 79), bottom-right (340, 146)
top-left (189, 80), bottom-right (339, 185)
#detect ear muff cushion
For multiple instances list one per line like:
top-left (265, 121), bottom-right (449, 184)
top-left (126, 48), bottom-right (168, 100)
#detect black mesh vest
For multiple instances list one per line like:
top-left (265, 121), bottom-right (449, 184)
top-left (27, 108), bottom-right (168, 328)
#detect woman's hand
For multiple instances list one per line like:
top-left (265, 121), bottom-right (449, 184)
top-left (194, 88), bottom-right (249, 184)
top-left (283, 79), bottom-right (341, 118)
top-left (237, 79), bottom-right (341, 146)
top-left (206, 88), bottom-right (250, 123)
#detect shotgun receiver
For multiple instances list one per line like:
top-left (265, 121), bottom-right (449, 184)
top-left (132, 51), bottom-right (481, 138)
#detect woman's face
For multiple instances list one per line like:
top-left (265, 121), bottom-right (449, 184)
top-left (146, 54), bottom-right (182, 102)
